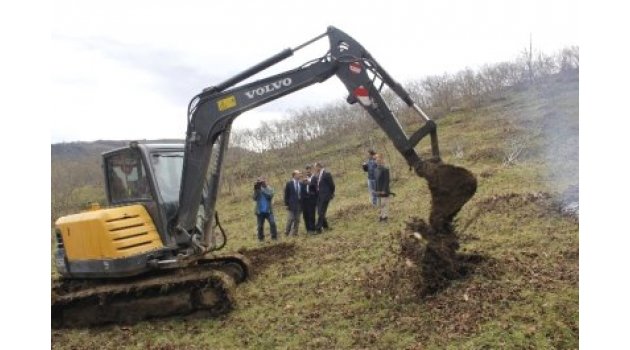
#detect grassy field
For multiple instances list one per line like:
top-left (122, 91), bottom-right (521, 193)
top-left (52, 75), bottom-right (579, 349)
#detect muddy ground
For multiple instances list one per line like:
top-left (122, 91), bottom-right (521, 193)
top-left (237, 242), bottom-right (297, 276)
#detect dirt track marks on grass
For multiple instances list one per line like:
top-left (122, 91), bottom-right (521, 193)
top-left (237, 242), bottom-right (297, 276)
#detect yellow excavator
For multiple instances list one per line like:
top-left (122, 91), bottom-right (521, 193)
top-left (52, 26), bottom-right (476, 327)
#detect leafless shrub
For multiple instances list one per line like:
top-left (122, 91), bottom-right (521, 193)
top-left (451, 142), bottom-right (465, 159)
top-left (502, 137), bottom-right (528, 166)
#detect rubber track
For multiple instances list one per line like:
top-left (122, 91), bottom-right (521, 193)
top-left (52, 255), bottom-right (251, 328)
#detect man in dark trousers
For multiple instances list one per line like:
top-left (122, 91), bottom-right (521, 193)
top-left (301, 164), bottom-right (317, 233)
top-left (362, 149), bottom-right (378, 206)
top-left (283, 170), bottom-right (302, 236)
top-left (313, 161), bottom-right (335, 233)
top-left (253, 177), bottom-right (278, 242)
top-left (374, 153), bottom-right (391, 222)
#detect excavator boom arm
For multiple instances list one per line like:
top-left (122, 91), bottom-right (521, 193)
top-left (173, 26), bottom-right (440, 245)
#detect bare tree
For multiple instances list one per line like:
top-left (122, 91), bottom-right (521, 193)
top-left (454, 68), bottom-right (482, 109)
top-left (422, 73), bottom-right (456, 114)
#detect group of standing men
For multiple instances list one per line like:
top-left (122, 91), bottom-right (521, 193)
top-left (253, 150), bottom-right (390, 242)
top-left (253, 162), bottom-right (335, 242)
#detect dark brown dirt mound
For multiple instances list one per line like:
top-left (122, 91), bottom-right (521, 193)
top-left (363, 217), bottom-right (490, 300)
top-left (403, 218), bottom-right (471, 295)
top-left (375, 159), bottom-right (478, 297)
top-left (237, 242), bottom-right (297, 275)
top-left (363, 160), bottom-right (478, 299)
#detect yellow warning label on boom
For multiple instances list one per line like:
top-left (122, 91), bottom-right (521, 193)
top-left (217, 95), bottom-right (237, 111)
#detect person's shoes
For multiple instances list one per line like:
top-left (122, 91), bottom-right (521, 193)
top-left (323, 227), bottom-right (332, 231)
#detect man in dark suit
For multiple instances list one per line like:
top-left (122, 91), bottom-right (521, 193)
top-left (301, 164), bottom-right (317, 233)
top-left (283, 170), bottom-right (302, 236)
top-left (314, 162), bottom-right (335, 233)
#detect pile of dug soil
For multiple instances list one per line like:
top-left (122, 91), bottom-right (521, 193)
top-left (364, 160), bottom-right (479, 298)
top-left (364, 218), bottom-right (486, 299)
top-left (416, 160), bottom-right (478, 294)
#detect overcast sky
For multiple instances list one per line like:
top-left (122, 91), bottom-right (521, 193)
top-left (51, 0), bottom-right (578, 143)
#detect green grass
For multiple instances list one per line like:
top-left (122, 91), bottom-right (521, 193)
top-left (52, 77), bottom-right (579, 349)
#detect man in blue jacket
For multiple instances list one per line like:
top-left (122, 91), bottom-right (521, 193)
top-left (253, 177), bottom-right (278, 242)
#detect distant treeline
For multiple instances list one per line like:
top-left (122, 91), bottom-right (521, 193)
top-left (229, 46), bottom-right (578, 152)
top-left (223, 45), bottom-right (579, 188)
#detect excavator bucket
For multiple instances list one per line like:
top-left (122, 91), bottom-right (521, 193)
top-left (419, 160), bottom-right (478, 230)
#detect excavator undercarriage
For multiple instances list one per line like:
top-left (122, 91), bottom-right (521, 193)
top-left (52, 254), bottom-right (249, 328)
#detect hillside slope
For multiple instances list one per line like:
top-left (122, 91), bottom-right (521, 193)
top-left (52, 75), bottom-right (578, 349)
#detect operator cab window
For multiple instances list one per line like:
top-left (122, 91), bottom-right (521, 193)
top-left (150, 151), bottom-right (184, 203)
top-left (106, 151), bottom-right (152, 203)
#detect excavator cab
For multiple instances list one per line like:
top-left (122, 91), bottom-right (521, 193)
top-left (103, 143), bottom-right (186, 236)
top-left (55, 143), bottom-right (183, 279)
top-left (104, 144), bottom-right (189, 206)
